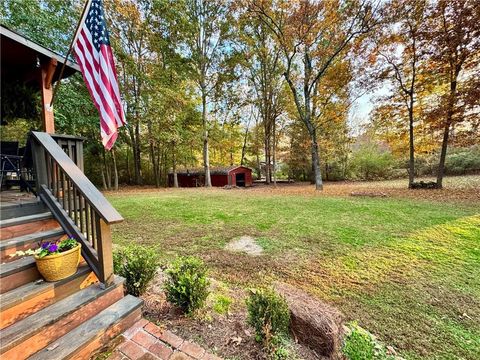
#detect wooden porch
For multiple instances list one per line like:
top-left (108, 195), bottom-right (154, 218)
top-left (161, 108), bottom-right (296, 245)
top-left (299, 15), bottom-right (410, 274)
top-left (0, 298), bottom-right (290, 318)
top-left (0, 132), bottom-right (143, 360)
top-left (1, 26), bottom-right (142, 359)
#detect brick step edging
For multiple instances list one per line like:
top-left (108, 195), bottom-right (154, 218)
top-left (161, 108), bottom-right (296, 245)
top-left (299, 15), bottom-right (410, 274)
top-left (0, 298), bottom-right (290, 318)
top-left (109, 318), bottom-right (222, 360)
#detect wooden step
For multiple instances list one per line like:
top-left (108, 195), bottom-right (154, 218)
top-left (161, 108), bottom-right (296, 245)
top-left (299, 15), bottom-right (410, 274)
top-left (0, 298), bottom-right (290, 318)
top-left (0, 212), bottom-right (52, 228)
top-left (0, 264), bottom-right (97, 329)
top-left (0, 213), bottom-right (59, 241)
top-left (30, 295), bottom-right (143, 360)
top-left (0, 201), bottom-right (47, 221)
top-left (0, 228), bottom-right (65, 262)
top-left (0, 276), bottom-right (125, 359)
top-left (0, 256), bottom-right (39, 294)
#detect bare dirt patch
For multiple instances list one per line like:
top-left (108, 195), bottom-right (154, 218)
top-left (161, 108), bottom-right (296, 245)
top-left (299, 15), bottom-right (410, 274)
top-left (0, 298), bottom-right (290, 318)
top-left (225, 236), bottom-right (263, 256)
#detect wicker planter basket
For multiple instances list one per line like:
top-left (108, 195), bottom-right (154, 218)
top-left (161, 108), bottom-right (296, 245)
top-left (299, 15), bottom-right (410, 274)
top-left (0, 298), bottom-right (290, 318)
top-left (35, 243), bottom-right (82, 282)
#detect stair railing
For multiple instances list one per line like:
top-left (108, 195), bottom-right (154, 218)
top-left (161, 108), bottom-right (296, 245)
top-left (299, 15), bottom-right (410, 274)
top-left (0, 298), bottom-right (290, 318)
top-left (30, 131), bottom-right (123, 287)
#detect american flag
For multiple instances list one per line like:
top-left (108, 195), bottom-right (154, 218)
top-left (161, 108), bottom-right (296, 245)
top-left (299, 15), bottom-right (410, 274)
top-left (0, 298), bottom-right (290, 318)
top-left (73, 0), bottom-right (126, 150)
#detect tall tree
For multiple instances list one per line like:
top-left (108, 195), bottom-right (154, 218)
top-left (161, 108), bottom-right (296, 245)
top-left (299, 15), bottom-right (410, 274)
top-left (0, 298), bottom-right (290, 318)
top-left (107, 0), bottom-right (154, 185)
top-left (239, 13), bottom-right (284, 184)
top-left (375, 0), bottom-right (427, 188)
top-left (0, 0), bottom-right (79, 55)
top-left (249, 0), bottom-right (377, 190)
top-left (181, 0), bottom-right (232, 187)
top-left (427, 0), bottom-right (480, 188)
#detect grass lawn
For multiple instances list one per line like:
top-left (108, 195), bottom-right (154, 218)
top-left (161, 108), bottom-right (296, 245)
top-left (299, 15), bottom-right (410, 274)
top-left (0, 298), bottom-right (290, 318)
top-left (107, 177), bottom-right (480, 360)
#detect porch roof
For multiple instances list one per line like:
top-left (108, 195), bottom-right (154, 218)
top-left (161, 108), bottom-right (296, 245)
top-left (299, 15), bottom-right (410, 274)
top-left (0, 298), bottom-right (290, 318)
top-left (1, 25), bottom-right (80, 86)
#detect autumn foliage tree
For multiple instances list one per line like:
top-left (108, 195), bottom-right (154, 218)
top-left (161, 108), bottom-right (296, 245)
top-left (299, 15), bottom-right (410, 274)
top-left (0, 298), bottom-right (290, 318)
top-left (248, 0), bottom-right (378, 190)
top-left (180, 0), bottom-right (233, 187)
top-left (238, 13), bottom-right (285, 185)
top-left (425, 0), bottom-right (480, 188)
top-left (106, 0), bottom-right (154, 185)
top-left (3, 0), bottom-right (478, 188)
top-left (374, 0), bottom-right (427, 188)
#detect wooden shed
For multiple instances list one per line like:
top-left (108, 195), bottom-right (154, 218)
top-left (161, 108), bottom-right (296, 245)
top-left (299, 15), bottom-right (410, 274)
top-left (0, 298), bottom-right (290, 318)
top-left (169, 166), bottom-right (253, 187)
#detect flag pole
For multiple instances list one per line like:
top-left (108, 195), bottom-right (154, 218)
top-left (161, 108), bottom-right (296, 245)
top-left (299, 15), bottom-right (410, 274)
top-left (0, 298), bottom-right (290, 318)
top-left (50, 0), bottom-right (92, 108)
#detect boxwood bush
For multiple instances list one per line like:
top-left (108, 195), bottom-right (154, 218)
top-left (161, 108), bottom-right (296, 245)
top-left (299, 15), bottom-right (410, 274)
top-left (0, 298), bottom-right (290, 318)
top-left (164, 256), bottom-right (210, 314)
top-left (246, 288), bottom-right (290, 341)
top-left (113, 244), bottom-right (158, 296)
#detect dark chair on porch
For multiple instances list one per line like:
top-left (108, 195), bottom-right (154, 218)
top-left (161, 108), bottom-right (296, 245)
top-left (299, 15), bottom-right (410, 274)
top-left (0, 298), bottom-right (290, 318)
top-left (0, 141), bottom-right (20, 190)
top-left (0, 141), bottom-right (36, 193)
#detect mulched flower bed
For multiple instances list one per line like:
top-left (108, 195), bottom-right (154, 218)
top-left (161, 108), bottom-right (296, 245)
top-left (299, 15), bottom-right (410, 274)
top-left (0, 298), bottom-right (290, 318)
top-left (140, 271), bottom-right (321, 360)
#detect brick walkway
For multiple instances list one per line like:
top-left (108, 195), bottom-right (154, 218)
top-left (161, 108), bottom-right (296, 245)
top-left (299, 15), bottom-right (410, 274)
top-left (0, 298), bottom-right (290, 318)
top-left (108, 319), bottom-right (222, 360)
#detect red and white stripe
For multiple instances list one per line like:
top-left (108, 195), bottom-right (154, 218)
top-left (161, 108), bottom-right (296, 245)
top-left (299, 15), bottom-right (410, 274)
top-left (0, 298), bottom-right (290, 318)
top-left (73, 12), bottom-right (125, 150)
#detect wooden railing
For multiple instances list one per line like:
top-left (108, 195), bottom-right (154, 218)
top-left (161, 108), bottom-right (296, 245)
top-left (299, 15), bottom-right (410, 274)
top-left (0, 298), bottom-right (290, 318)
top-left (51, 134), bottom-right (85, 171)
top-left (30, 131), bottom-right (123, 287)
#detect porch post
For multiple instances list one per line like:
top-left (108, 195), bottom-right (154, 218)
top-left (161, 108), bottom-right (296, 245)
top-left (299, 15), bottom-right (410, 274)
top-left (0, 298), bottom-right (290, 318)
top-left (40, 58), bottom-right (57, 134)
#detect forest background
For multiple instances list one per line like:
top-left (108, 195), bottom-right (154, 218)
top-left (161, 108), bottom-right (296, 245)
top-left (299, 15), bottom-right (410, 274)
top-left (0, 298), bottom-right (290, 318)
top-left (1, 0), bottom-right (479, 190)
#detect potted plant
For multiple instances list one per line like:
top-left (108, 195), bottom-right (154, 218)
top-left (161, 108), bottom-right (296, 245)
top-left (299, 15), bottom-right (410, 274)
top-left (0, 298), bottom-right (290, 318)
top-left (12, 238), bottom-right (82, 282)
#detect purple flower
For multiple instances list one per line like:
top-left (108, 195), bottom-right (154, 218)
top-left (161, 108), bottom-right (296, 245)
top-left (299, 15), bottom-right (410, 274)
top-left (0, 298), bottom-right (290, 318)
top-left (41, 242), bottom-right (51, 249)
top-left (48, 244), bottom-right (58, 252)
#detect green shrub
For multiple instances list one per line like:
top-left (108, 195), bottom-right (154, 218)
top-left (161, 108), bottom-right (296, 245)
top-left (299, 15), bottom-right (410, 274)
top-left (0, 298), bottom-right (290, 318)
top-left (342, 322), bottom-right (396, 360)
top-left (246, 288), bottom-right (290, 341)
top-left (113, 244), bottom-right (158, 297)
top-left (164, 256), bottom-right (210, 314)
top-left (213, 294), bottom-right (233, 315)
top-left (445, 145), bottom-right (480, 175)
top-left (409, 146), bottom-right (480, 177)
top-left (350, 143), bottom-right (394, 180)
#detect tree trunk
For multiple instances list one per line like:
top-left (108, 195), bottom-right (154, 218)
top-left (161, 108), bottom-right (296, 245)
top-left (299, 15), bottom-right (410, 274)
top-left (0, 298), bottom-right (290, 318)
top-left (256, 153), bottom-right (261, 180)
top-left (283, 47), bottom-right (323, 191)
top-left (112, 148), bottom-right (119, 191)
top-left (272, 118), bottom-right (277, 187)
top-left (156, 145), bottom-right (161, 187)
top-left (172, 142), bottom-right (179, 188)
top-left (163, 150), bottom-right (168, 188)
top-left (103, 149), bottom-right (112, 189)
top-left (436, 78), bottom-right (457, 189)
top-left (147, 119), bottom-right (160, 187)
top-left (241, 124), bottom-right (249, 166)
top-left (106, 161), bottom-right (112, 189)
top-left (264, 133), bottom-right (271, 185)
top-left (134, 122), bottom-right (142, 184)
top-left (436, 122), bottom-right (450, 189)
top-left (173, 171), bottom-right (178, 188)
top-left (101, 166), bottom-right (107, 190)
top-left (310, 128), bottom-right (323, 190)
top-left (202, 91), bottom-right (212, 187)
top-left (126, 149), bottom-right (131, 185)
top-left (408, 103), bottom-right (415, 188)
top-left (128, 124), bottom-right (142, 185)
